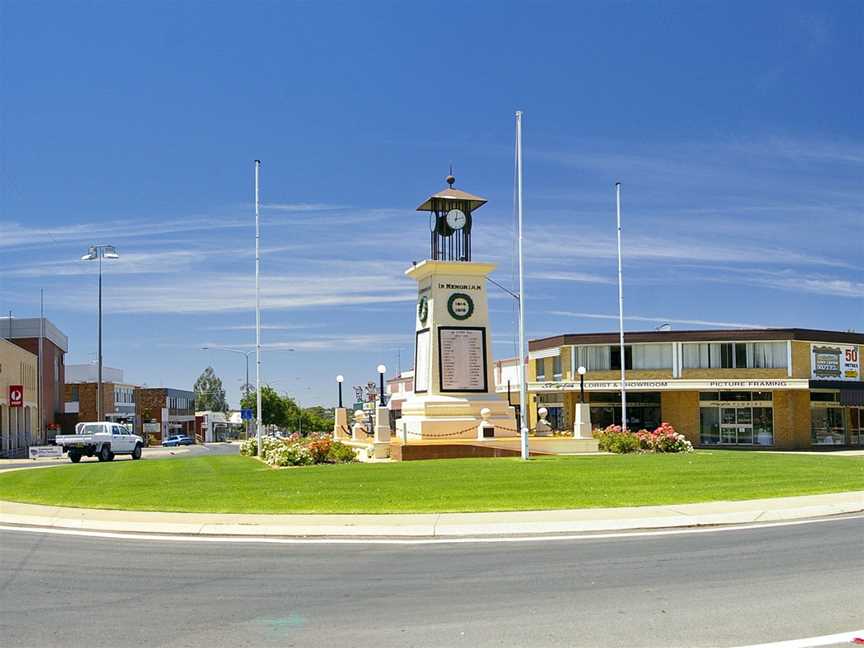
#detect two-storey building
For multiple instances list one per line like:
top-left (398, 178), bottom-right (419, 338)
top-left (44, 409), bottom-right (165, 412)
top-left (134, 387), bottom-right (196, 445)
top-left (511, 328), bottom-right (862, 449)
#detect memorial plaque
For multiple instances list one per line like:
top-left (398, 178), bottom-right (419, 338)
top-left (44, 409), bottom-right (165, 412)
top-left (438, 327), bottom-right (487, 392)
top-left (414, 329), bottom-right (431, 393)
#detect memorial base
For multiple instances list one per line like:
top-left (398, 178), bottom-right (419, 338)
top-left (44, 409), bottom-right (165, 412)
top-left (333, 408), bottom-right (348, 440)
top-left (573, 403), bottom-right (593, 439)
top-left (398, 394), bottom-right (517, 440)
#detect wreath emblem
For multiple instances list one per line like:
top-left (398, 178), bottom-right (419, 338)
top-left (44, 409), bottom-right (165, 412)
top-left (417, 296), bottom-right (429, 324)
top-left (447, 293), bottom-right (474, 321)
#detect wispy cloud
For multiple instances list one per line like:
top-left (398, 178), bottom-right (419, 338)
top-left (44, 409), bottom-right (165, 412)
top-left (547, 310), bottom-right (772, 330)
top-left (207, 333), bottom-right (410, 352)
top-left (263, 202), bottom-right (349, 212)
top-left (527, 270), bottom-right (615, 284)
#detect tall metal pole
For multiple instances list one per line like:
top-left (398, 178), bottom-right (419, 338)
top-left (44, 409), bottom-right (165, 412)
top-left (516, 111), bottom-right (529, 460)
top-left (615, 182), bottom-right (627, 430)
top-left (255, 160), bottom-right (263, 457)
top-left (38, 290), bottom-right (44, 442)
top-left (97, 252), bottom-right (103, 421)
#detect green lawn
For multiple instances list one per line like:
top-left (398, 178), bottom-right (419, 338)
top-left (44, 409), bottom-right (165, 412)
top-left (1, 452), bottom-right (862, 514)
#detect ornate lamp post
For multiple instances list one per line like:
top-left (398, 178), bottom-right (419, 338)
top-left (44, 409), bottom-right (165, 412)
top-left (577, 366), bottom-right (587, 403)
top-left (377, 365), bottom-right (386, 407)
top-left (336, 375), bottom-right (344, 408)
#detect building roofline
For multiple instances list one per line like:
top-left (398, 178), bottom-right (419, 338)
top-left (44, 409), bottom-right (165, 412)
top-left (528, 328), bottom-right (864, 351)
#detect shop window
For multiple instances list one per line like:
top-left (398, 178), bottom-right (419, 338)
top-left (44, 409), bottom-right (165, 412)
top-left (811, 406), bottom-right (846, 445)
top-left (700, 402), bottom-right (773, 446)
top-left (700, 407), bottom-right (720, 444)
top-left (535, 359), bottom-right (545, 381)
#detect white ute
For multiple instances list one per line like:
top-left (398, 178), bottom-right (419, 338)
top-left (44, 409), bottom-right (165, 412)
top-left (55, 422), bottom-right (144, 463)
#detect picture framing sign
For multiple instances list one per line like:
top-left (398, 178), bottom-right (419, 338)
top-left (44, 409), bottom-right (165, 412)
top-left (811, 344), bottom-right (860, 381)
top-left (438, 326), bottom-right (488, 392)
top-left (414, 328), bottom-right (431, 394)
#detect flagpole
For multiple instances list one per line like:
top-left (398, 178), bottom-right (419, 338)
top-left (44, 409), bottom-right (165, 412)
top-left (255, 160), bottom-right (263, 457)
top-left (515, 111), bottom-right (529, 460)
top-left (615, 182), bottom-right (627, 430)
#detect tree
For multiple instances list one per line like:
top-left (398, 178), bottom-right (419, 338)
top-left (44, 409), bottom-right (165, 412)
top-left (194, 367), bottom-right (229, 412)
top-left (240, 385), bottom-right (289, 427)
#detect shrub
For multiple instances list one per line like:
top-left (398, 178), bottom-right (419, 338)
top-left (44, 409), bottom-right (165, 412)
top-left (326, 441), bottom-right (357, 464)
top-left (267, 442), bottom-right (313, 467)
top-left (596, 425), bottom-right (640, 454)
top-left (596, 423), bottom-right (692, 454)
top-left (306, 435), bottom-right (333, 463)
top-left (239, 438), bottom-right (257, 456)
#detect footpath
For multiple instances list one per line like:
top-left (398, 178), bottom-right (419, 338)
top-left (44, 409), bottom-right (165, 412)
top-left (1, 491), bottom-right (862, 539)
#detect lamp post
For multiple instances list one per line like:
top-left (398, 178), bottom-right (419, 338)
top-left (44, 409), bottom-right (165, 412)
top-left (336, 375), bottom-right (344, 408)
top-left (577, 365), bottom-right (587, 403)
top-left (376, 365), bottom-right (386, 407)
top-left (81, 245), bottom-right (119, 421)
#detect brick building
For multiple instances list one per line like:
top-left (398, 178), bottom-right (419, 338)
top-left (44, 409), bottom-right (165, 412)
top-left (512, 328), bottom-right (863, 449)
top-left (64, 364), bottom-right (137, 430)
top-left (2, 316), bottom-right (68, 440)
top-left (135, 387), bottom-right (195, 445)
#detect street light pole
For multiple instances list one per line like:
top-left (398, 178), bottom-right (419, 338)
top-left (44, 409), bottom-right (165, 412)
top-left (578, 365), bottom-right (586, 403)
top-left (336, 375), bottom-right (344, 408)
top-left (255, 160), bottom-right (263, 457)
top-left (82, 245), bottom-right (119, 422)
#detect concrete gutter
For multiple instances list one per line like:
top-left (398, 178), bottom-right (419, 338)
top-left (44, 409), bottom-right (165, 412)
top-left (1, 491), bottom-right (862, 539)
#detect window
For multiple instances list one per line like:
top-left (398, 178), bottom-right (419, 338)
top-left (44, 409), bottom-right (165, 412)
top-left (610, 346), bottom-right (633, 370)
top-left (683, 342), bottom-right (788, 369)
top-left (70, 385), bottom-right (79, 402)
top-left (535, 359), bottom-right (545, 380)
top-left (573, 345), bottom-right (612, 371)
top-left (631, 344), bottom-right (673, 370)
top-left (811, 407), bottom-right (845, 445)
top-left (552, 355), bottom-right (562, 380)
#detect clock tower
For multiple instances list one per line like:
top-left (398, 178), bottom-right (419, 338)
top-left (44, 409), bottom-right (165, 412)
top-left (398, 176), bottom-right (517, 440)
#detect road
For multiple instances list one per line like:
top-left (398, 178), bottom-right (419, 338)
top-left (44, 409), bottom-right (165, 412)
top-left (0, 442), bottom-right (239, 471)
top-left (1, 516), bottom-right (862, 647)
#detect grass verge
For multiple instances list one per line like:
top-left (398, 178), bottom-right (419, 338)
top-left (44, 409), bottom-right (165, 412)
top-left (0, 451), bottom-right (861, 514)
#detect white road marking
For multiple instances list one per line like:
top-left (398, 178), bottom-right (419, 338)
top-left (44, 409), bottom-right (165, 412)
top-left (730, 629), bottom-right (864, 647)
top-left (0, 512), bottom-right (861, 545)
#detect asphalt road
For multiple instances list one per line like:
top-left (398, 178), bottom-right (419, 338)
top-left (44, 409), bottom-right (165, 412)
top-left (1, 516), bottom-right (862, 648)
top-left (0, 442), bottom-right (239, 471)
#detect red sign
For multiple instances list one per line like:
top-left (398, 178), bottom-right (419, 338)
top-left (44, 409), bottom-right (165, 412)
top-left (9, 385), bottom-right (24, 407)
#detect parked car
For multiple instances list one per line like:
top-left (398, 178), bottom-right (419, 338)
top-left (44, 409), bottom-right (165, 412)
top-left (163, 435), bottom-right (194, 447)
top-left (55, 422), bottom-right (144, 463)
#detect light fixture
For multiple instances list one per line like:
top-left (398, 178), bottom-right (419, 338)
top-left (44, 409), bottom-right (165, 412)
top-left (377, 364), bottom-right (386, 374)
top-left (577, 366), bottom-right (586, 376)
top-left (81, 247), bottom-right (97, 261)
top-left (103, 245), bottom-right (119, 259)
top-left (336, 375), bottom-right (344, 383)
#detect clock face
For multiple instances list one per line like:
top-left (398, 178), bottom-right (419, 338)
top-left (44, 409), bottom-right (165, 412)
top-left (446, 208), bottom-right (467, 230)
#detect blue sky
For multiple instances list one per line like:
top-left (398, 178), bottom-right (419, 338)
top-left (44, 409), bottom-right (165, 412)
top-left (1, 0), bottom-right (862, 408)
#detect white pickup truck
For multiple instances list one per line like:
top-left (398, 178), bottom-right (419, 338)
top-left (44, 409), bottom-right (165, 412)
top-left (55, 422), bottom-right (144, 463)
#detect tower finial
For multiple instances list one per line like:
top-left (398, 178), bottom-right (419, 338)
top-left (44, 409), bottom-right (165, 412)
top-left (446, 164), bottom-right (455, 188)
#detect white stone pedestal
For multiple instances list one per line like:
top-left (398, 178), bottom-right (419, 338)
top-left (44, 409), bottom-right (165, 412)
top-left (573, 403), bottom-right (593, 439)
top-left (333, 408), bottom-right (348, 440)
top-left (373, 406), bottom-right (391, 459)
